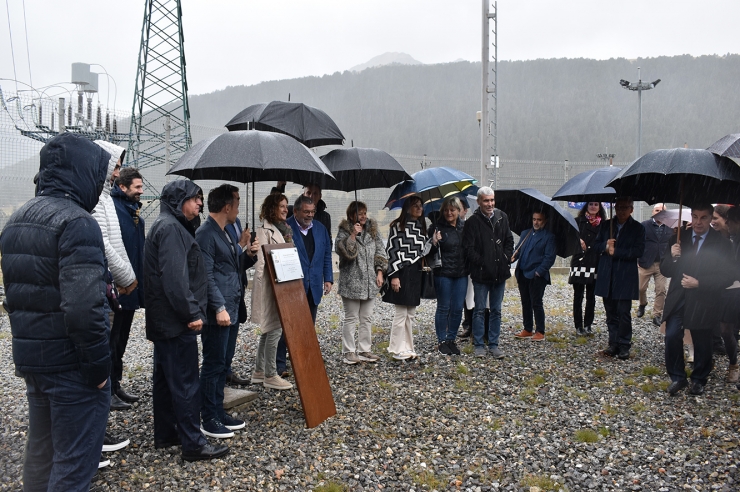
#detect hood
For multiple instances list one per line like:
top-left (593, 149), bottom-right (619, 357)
top-left (36, 133), bottom-right (111, 212)
top-left (160, 180), bottom-right (202, 225)
top-left (94, 140), bottom-right (126, 195)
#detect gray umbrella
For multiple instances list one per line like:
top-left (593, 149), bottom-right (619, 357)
top-left (707, 133), bottom-right (740, 159)
top-left (318, 148), bottom-right (411, 192)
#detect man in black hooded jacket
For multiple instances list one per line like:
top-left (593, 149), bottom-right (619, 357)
top-left (143, 180), bottom-right (228, 461)
top-left (0, 133), bottom-right (111, 491)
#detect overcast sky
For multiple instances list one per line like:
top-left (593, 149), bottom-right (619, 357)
top-left (2, 0), bottom-right (739, 112)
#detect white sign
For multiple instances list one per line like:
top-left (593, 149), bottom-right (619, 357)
top-left (271, 247), bottom-right (304, 283)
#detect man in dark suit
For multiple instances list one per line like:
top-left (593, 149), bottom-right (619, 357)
top-left (637, 203), bottom-right (670, 325)
top-left (594, 197), bottom-right (646, 360)
top-left (276, 195), bottom-right (334, 374)
top-left (661, 204), bottom-right (734, 396)
top-left (195, 184), bottom-right (258, 439)
top-left (512, 211), bottom-right (557, 341)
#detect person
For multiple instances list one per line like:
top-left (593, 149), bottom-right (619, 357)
top-left (661, 204), bottom-right (734, 396)
top-left (144, 180), bottom-right (229, 461)
top-left (250, 193), bottom-right (294, 390)
top-left (637, 203), bottom-right (669, 326)
top-left (272, 181), bottom-right (332, 241)
top-left (92, 140), bottom-right (139, 412)
top-left (0, 133), bottom-right (112, 490)
top-left (383, 195), bottom-right (433, 360)
top-left (715, 205), bottom-right (739, 382)
top-left (462, 187), bottom-right (514, 359)
top-left (593, 197), bottom-right (645, 360)
top-left (109, 168), bottom-right (145, 409)
top-left (428, 197), bottom-right (468, 355)
top-left (195, 184), bottom-right (259, 439)
top-left (335, 201), bottom-right (387, 364)
top-left (569, 201), bottom-right (606, 336)
top-left (512, 211), bottom-right (557, 341)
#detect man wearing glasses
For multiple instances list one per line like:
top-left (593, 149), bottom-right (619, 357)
top-left (593, 197), bottom-right (645, 360)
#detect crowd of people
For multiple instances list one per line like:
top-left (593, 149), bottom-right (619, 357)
top-left (1, 134), bottom-right (740, 490)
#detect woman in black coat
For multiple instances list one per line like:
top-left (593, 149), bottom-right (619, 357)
top-left (383, 196), bottom-right (432, 360)
top-left (569, 201), bottom-right (606, 336)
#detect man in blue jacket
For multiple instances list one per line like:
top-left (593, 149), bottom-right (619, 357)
top-left (195, 184), bottom-right (258, 439)
top-left (0, 133), bottom-right (111, 491)
top-left (512, 211), bottom-right (557, 341)
top-left (593, 197), bottom-right (646, 360)
top-left (277, 195), bottom-right (334, 374)
top-left (110, 168), bottom-right (145, 405)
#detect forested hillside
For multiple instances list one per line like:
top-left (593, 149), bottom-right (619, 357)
top-left (189, 55), bottom-right (740, 161)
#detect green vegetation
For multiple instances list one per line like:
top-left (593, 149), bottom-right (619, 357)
top-left (520, 473), bottom-right (558, 491)
top-left (642, 365), bottom-right (661, 377)
top-left (410, 470), bottom-right (445, 489)
top-left (314, 480), bottom-right (348, 492)
top-left (574, 428), bottom-right (599, 443)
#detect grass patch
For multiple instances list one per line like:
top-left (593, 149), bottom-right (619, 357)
top-left (642, 365), bottom-right (661, 377)
top-left (573, 336), bottom-right (588, 345)
top-left (462, 343), bottom-right (474, 355)
top-left (624, 377), bottom-right (637, 386)
top-left (526, 375), bottom-right (546, 387)
top-left (454, 379), bottom-right (472, 391)
top-left (640, 382), bottom-right (657, 393)
top-left (520, 473), bottom-right (558, 490)
top-left (314, 480), bottom-right (348, 492)
top-left (602, 405), bottom-right (618, 416)
top-left (565, 386), bottom-right (588, 400)
top-left (574, 428), bottom-right (599, 443)
top-left (371, 324), bottom-right (386, 335)
top-left (487, 418), bottom-right (503, 431)
top-left (410, 470), bottom-right (445, 489)
top-left (378, 381), bottom-right (393, 390)
top-left (592, 368), bottom-right (607, 378)
top-left (456, 363), bottom-right (469, 376)
top-left (657, 380), bottom-right (670, 391)
top-left (598, 427), bottom-right (610, 438)
top-left (631, 402), bottom-right (648, 413)
top-left (519, 387), bottom-right (537, 402)
top-left (328, 314), bottom-right (340, 329)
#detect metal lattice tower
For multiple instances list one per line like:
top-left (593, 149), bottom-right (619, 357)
top-left (481, 1), bottom-right (498, 188)
top-left (127, 0), bottom-right (191, 214)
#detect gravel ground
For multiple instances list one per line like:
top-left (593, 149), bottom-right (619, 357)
top-left (1, 276), bottom-right (739, 491)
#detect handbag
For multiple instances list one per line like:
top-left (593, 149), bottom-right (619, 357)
top-left (420, 258), bottom-right (436, 299)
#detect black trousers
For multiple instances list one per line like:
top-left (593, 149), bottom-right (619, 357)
top-left (153, 332), bottom-right (206, 452)
top-left (110, 309), bottom-right (136, 394)
top-left (572, 283), bottom-right (596, 329)
top-left (665, 301), bottom-right (714, 385)
top-left (602, 297), bottom-right (633, 349)
top-left (517, 275), bottom-right (548, 334)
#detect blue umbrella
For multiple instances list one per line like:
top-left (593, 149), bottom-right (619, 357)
top-left (422, 186), bottom-right (478, 215)
top-left (551, 166), bottom-right (622, 202)
top-left (385, 166), bottom-right (476, 210)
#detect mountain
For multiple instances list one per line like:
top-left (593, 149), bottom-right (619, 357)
top-left (349, 52), bottom-right (424, 72)
top-left (188, 54), bottom-right (740, 163)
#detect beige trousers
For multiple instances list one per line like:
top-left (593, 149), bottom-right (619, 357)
top-left (388, 305), bottom-right (416, 355)
top-left (638, 262), bottom-right (667, 317)
top-left (341, 297), bottom-right (375, 354)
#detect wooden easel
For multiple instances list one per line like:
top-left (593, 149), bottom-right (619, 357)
top-left (262, 243), bottom-right (336, 428)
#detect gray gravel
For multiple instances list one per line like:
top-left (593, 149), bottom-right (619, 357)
top-left (1, 276), bottom-right (739, 491)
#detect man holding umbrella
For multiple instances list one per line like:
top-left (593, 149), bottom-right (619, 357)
top-left (593, 197), bottom-right (645, 360)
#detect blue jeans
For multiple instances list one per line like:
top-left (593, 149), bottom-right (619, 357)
top-left (200, 323), bottom-right (233, 423)
top-left (434, 275), bottom-right (468, 342)
top-left (472, 280), bottom-right (506, 348)
top-left (23, 371), bottom-right (110, 492)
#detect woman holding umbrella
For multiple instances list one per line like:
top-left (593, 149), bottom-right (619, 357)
top-left (335, 201), bottom-right (388, 365)
top-left (428, 197), bottom-right (468, 355)
top-left (569, 201), bottom-right (606, 336)
top-left (250, 193), bottom-right (293, 391)
top-left (382, 196), bottom-right (433, 360)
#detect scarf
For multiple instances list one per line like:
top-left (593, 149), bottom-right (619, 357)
top-left (275, 220), bottom-right (293, 243)
top-left (586, 214), bottom-right (601, 227)
top-left (386, 220), bottom-right (431, 277)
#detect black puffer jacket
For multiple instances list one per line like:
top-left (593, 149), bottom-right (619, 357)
top-left (428, 217), bottom-right (468, 278)
top-left (144, 180), bottom-right (207, 341)
top-left (0, 133), bottom-right (112, 387)
top-left (462, 208), bottom-right (514, 284)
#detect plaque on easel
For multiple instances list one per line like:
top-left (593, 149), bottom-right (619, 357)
top-left (262, 243), bottom-right (336, 428)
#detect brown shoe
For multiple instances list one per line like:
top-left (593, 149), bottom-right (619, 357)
top-left (531, 332), bottom-right (545, 342)
top-left (514, 329), bottom-right (533, 339)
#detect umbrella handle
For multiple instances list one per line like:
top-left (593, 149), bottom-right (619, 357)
top-left (677, 177), bottom-right (685, 242)
top-left (609, 201), bottom-right (613, 239)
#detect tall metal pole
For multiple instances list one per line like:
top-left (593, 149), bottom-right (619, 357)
top-left (481, 1), bottom-right (497, 188)
top-left (480, 0), bottom-right (488, 185)
top-left (637, 67), bottom-right (642, 160)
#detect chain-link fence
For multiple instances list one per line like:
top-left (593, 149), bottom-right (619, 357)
top-left (3, 88), bottom-right (648, 249)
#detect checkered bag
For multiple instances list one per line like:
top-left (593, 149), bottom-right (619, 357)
top-left (569, 266), bottom-right (596, 279)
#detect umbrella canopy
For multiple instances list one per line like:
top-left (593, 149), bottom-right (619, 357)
top-left (653, 208), bottom-right (691, 229)
top-left (385, 166), bottom-right (477, 209)
top-left (423, 186), bottom-right (478, 215)
top-left (493, 188), bottom-right (581, 258)
top-left (317, 148), bottom-right (411, 192)
top-left (552, 166), bottom-right (622, 202)
top-left (707, 133), bottom-right (740, 159)
top-left (167, 130), bottom-right (335, 184)
top-left (225, 101), bottom-right (345, 148)
top-left (608, 148), bottom-right (740, 206)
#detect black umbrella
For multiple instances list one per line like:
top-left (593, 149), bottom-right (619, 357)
top-left (225, 101), bottom-right (345, 148)
top-left (551, 166), bottom-right (622, 202)
top-left (167, 130), bottom-right (335, 227)
top-left (318, 148), bottom-right (411, 192)
top-left (608, 148), bottom-right (740, 206)
top-left (707, 133), bottom-right (740, 159)
top-left (494, 188), bottom-right (581, 258)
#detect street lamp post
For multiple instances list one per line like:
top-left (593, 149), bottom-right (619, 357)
top-left (619, 67), bottom-right (660, 160)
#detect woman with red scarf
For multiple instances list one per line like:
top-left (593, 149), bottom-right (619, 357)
top-left (569, 201), bottom-right (606, 336)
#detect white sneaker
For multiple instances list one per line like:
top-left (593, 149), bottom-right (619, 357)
top-left (343, 352), bottom-right (361, 365)
top-left (98, 457), bottom-right (110, 469)
top-left (358, 352), bottom-right (380, 362)
top-left (263, 375), bottom-right (293, 390)
top-left (251, 371), bottom-right (265, 384)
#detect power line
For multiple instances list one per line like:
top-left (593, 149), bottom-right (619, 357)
top-left (5, 0), bottom-right (19, 93)
top-left (21, 0), bottom-right (32, 89)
